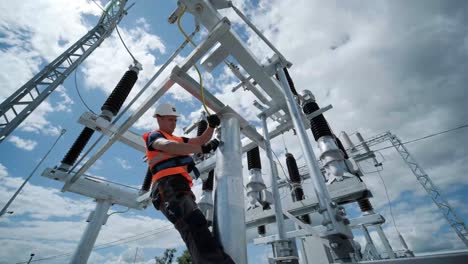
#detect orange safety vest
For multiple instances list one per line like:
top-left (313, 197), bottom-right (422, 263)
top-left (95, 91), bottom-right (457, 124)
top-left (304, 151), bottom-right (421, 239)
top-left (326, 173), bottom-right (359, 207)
top-left (143, 130), bottom-right (193, 186)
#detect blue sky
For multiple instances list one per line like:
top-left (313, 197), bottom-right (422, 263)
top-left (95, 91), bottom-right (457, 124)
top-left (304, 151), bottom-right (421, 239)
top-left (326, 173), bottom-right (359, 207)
top-left (1, 0), bottom-right (468, 263)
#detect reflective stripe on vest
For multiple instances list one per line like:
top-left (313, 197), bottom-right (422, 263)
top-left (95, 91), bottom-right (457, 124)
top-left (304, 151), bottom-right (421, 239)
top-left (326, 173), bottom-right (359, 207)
top-left (143, 130), bottom-right (193, 185)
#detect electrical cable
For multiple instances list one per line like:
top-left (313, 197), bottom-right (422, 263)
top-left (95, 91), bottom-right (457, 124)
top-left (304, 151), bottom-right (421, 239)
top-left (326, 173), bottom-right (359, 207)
top-left (281, 133), bottom-right (288, 153)
top-left (74, 69), bottom-right (96, 114)
top-left (68, 0), bottom-right (197, 179)
top-left (16, 224), bottom-right (174, 263)
top-left (271, 150), bottom-right (288, 180)
top-left (372, 124), bottom-right (468, 152)
top-left (376, 169), bottom-right (400, 234)
top-left (66, 22), bottom-right (199, 185)
top-left (356, 160), bottom-right (383, 175)
top-left (107, 207), bottom-right (130, 217)
top-left (115, 26), bottom-right (138, 63)
top-left (91, 0), bottom-right (138, 63)
top-left (176, 5), bottom-right (211, 116)
top-left (1, 129), bottom-right (66, 218)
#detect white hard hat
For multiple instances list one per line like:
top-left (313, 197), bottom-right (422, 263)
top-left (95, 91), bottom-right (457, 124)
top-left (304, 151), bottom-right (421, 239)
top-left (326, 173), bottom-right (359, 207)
top-left (153, 103), bottom-right (180, 117)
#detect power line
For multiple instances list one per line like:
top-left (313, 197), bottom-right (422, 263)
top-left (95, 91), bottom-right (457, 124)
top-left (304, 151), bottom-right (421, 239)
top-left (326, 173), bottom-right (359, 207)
top-left (16, 224), bottom-right (174, 263)
top-left (377, 169), bottom-right (400, 234)
top-left (115, 26), bottom-right (138, 63)
top-left (74, 69), bottom-right (96, 114)
top-left (91, 0), bottom-right (138, 63)
top-left (272, 150), bottom-right (288, 179)
top-left (373, 124), bottom-right (468, 152)
top-left (1, 130), bottom-right (66, 218)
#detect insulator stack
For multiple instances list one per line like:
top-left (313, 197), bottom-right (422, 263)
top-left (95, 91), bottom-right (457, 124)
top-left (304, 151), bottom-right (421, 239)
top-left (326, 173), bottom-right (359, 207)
top-left (197, 120), bottom-right (208, 136)
top-left (358, 199), bottom-right (374, 212)
top-left (285, 153), bottom-right (311, 224)
top-left (247, 146), bottom-right (262, 170)
top-left (202, 169), bottom-right (214, 191)
top-left (283, 68), bottom-right (298, 96)
top-left (101, 70), bottom-right (138, 118)
top-left (335, 136), bottom-right (349, 160)
top-left (286, 153), bottom-right (301, 183)
top-left (257, 225), bottom-right (266, 235)
top-left (275, 68), bottom-right (298, 96)
top-left (302, 101), bottom-right (333, 141)
top-left (140, 167), bottom-right (152, 192)
top-left (61, 127), bottom-right (94, 167)
top-left (285, 153), bottom-right (304, 201)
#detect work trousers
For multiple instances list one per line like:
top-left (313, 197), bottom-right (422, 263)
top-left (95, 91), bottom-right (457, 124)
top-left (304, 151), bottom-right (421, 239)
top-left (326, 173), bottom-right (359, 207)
top-left (151, 175), bottom-right (235, 264)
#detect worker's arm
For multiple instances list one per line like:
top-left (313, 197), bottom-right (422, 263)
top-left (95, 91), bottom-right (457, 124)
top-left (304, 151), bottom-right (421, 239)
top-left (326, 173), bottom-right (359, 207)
top-left (145, 131), bottom-right (202, 155)
top-left (147, 131), bottom-right (219, 155)
top-left (187, 126), bottom-right (214, 145)
top-left (153, 138), bottom-right (202, 155)
top-left (187, 114), bottom-right (220, 145)
top-left (152, 138), bottom-right (219, 155)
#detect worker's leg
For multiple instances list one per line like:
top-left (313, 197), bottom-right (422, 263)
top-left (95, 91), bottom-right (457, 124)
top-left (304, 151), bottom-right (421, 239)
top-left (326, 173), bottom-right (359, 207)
top-left (151, 176), bottom-right (234, 264)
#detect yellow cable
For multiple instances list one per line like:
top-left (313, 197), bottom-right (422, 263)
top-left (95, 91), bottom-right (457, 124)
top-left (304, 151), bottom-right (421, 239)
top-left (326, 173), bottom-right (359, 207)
top-left (177, 5), bottom-right (212, 116)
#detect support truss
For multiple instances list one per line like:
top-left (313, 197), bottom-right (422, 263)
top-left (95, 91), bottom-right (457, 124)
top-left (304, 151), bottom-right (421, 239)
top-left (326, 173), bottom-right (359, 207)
top-left (348, 131), bottom-right (468, 247)
top-left (0, 0), bottom-right (128, 142)
top-left (389, 134), bottom-right (468, 247)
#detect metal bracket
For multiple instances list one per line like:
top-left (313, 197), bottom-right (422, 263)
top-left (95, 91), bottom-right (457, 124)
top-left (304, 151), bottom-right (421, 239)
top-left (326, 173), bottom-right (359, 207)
top-left (79, 112), bottom-right (145, 153)
top-left (201, 43), bottom-right (230, 72)
top-left (305, 104), bottom-right (333, 120)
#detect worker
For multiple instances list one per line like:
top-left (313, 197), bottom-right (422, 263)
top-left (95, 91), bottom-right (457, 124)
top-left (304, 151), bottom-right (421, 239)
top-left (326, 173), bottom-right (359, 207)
top-left (143, 103), bottom-right (234, 264)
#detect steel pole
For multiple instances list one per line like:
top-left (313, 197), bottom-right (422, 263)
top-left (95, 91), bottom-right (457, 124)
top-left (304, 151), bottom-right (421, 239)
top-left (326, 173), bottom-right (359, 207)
top-left (275, 65), bottom-right (337, 230)
top-left (70, 200), bottom-right (111, 264)
top-left (260, 114), bottom-right (287, 240)
top-left (361, 226), bottom-right (380, 259)
top-left (213, 113), bottom-right (247, 263)
top-left (375, 225), bottom-right (396, 259)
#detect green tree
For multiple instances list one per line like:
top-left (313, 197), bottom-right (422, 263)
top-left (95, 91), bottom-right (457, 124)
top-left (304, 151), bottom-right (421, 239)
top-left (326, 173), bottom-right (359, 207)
top-left (176, 249), bottom-right (191, 264)
top-left (155, 248), bottom-right (176, 264)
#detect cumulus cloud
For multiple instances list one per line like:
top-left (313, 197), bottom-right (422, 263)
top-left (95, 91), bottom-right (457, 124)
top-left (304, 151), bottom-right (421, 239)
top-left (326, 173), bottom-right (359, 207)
top-left (116, 157), bottom-right (133, 170)
top-left (7, 135), bottom-right (38, 151)
top-left (1, 0), bottom-right (467, 262)
top-left (0, 163), bottom-right (182, 264)
top-left (223, 0), bottom-right (468, 255)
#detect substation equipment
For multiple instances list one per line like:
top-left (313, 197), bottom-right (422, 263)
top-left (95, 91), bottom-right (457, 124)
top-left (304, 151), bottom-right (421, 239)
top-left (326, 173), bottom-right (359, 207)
top-left (1, 1), bottom-right (467, 263)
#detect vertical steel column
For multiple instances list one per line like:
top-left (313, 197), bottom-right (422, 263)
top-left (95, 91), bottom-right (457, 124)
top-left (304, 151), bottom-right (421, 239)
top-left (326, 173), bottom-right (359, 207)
top-left (213, 113), bottom-right (247, 264)
top-left (375, 225), bottom-right (396, 259)
top-left (260, 114), bottom-right (287, 240)
top-left (398, 232), bottom-right (414, 257)
top-left (70, 200), bottom-right (111, 264)
top-left (361, 226), bottom-right (380, 260)
top-left (275, 65), bottom-right (337, 230)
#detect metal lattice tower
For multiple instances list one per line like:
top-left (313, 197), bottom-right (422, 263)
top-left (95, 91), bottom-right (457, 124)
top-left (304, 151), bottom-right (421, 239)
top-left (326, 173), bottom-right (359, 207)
top-left (0, 0), bottom-right (128, 143)
top-left (389, 134), bottom-right (468, 247)
top-left (349, 131), bottom-right (468, 247)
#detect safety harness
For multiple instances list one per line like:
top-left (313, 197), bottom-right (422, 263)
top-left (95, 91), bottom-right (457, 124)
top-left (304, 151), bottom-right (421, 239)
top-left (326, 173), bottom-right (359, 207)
top-left (143, 130), bottom-right (199, 186)
top-left (149, 155), bottom-right (200, 179)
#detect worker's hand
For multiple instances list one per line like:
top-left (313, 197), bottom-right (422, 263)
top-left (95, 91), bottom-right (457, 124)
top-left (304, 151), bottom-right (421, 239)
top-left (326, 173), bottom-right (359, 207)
top-left (207, 114), bottom-right (220, 128)
top-left (201, 139), bottom-right (220, 153)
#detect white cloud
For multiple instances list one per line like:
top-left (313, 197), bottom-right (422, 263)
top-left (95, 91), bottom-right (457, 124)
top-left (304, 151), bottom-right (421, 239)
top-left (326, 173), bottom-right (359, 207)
top-left (0, 163), bottom-right (182, 264)
top-left (116, 157), bottom-right (133, 170)
top-left (7, 135), bottom-right (38, 151)
top-left (0, 163), bottom-right (7, 177)
top-left (54, 86), bottom-right (75, 112)
top-left (1, 0), bottom-right (467, 262)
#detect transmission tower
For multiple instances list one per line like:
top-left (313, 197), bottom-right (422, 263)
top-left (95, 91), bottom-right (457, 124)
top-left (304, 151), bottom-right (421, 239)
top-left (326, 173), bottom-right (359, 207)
top-left (348, 131), bottom-right (468, 247)
top-left (0, 0), bottom-right (128, 142)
